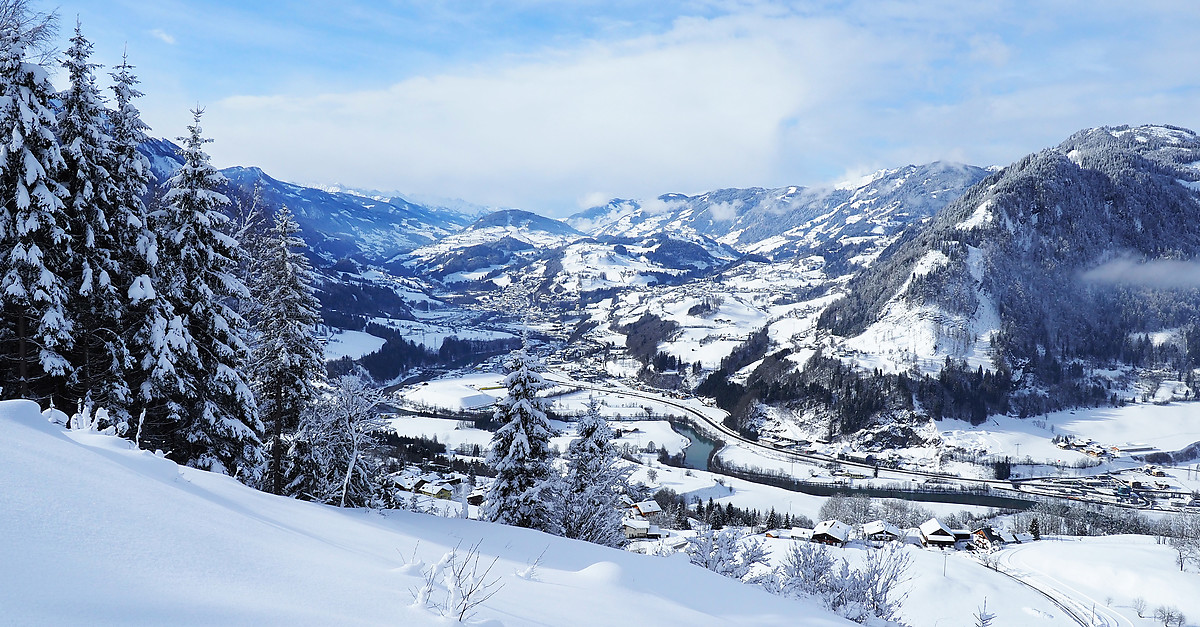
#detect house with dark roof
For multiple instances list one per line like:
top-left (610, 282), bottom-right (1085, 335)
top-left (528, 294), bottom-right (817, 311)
top-left (812, 520), bottom-right (851, 547)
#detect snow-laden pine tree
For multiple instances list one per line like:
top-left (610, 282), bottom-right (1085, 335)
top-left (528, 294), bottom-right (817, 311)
top-left (107, 52), bottom-right (178, 446)
top-left (0, 8), bottom-right (71, 403)
top-left (561, 395), bottom-right (627, 546)
top-left (249, 205), bottom-right (324, 495)
top-left (483, 349), bottom-right (559, 533)
top-left (57, 22), bottom-right (131, 430)
top-left (153, 108), bottom-right (262, 477)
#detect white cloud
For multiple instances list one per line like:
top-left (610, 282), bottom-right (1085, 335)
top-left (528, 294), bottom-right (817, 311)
top-left (708, 200), bottom-right (741, 222)
top-left (150, 29), bottom-right (176, 45)
top-left (1082, 257), bottom-right (1200, 289)
top-left (204, 10), bottom-right (918, 214)
top-left (193, 3), bottom-right (1200, 216)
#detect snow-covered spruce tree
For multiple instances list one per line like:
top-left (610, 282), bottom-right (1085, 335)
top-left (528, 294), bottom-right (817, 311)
top-left (483, 349), bottom-right (560, 534)
top-left (285, 375), bottom-right (386, 507)
top-left (0, 8), bottom-right (72, 404)
top-left (561, 395), bottom-right (627, 546)
top-left (57, 22), bottom-right (132, 430)
top-left (107, 52), bottom-right (177, 446)
top-left (152, 108), bottom-right (262, 477)
top-left (249, 205), bottom-right (324, 495)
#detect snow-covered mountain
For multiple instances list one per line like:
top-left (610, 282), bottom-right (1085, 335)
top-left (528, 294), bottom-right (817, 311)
top-left (763, 123), bottom-right (1200, 430)
top-left (397, 209), bottom-right (585, 281)
top-left (569, 162), bottom-right (989, 261)
top-left (138, 139), bottom-right (474, 264)
top-left (823, 125), bottom-right (1200, 370)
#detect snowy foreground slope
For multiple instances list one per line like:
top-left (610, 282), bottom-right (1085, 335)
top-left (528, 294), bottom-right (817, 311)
top-left (0, 400), bottom-right (845, 626)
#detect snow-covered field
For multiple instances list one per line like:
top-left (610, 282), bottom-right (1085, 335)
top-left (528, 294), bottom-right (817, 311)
top-left (370, 317), bottom-right (516, 350)
top-left (941, 401), bottom-right (1200, 462)
top-left (0, 399), bottom-right (847, 626)
top-left (322, 329), bottom-right (387, 360)
top-left (6, 395), bottom-right (1200, 627)
top-left (398, 373), bottom-right (505, 410)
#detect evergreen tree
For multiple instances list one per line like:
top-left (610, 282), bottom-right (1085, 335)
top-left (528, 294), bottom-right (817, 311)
top-left (249, 205), bottom-right (324, 494)
top-left (0, 9), bottom-right (71, 404)
top-left (561, 395), bottom-right (627, 547)
top-left (57, 22), bottom-right (131, 429)
top-left (107, 52), bottom-right (176, 446)
top-left (1029, 516), bottom-right (1041, 540)
top-left (483, 349), bottom-right (559, 533)
top-left (153, 108), bottom-right (261, 477)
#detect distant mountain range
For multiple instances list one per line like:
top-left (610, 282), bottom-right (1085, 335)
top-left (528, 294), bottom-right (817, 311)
top-left (139, 139), bottom-right (474, 265)
top-left (139, 125), bottom-right (1200, 442)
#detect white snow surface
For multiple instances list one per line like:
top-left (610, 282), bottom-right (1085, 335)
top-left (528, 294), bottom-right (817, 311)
top-left (322, 329), bottom-right (387, 360)
top-left (0, 399), bottom-right (848, 626)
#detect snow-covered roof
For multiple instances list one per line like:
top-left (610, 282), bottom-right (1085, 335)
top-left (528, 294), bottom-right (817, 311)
top-left (813, 520), bottom-right (850, 542)
top-left (919, 518), bottom-right (955, 540)
top-left (999, 532), bottom-right (1018, 543)
top-left (419, 482), bottom-right (450, 495)
top-left (1015, 533), bottom-right (1035, 543)
top-left (634, 500), bottom-right (662, 516)
top-left (790, 528), bottom-right (814, 540)
top-left (863, 520), bottom-right (901, 538)
top-left (623, 519), bottom-right (651, 530)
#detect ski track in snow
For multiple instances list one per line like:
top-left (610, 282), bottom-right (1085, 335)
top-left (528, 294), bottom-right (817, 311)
top-left (995, 544), bottom-right (1134, 627)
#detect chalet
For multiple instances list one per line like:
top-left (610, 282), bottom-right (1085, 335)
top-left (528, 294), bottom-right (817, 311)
top-left (764, 529), bottom-right (790, 539)
top-left (419, 482), bottom-right (453, 500)
top-left (622, 518), bottom-right (652, 539)
top-left (998, 531), bottom-right (1019, 544)
top-left (1015, 532), bottom-right (1035, 543)
top-left (791, 528), bottom-right (815, 542)
top-left (951, 528), bottom-right (973, 543)
top-left (394, 476), bottom-right (422, 492)
top-left (633, 500), bottom-right (662, 518)
top-left (812, 520), bottom-right (851, 547)
top-left (862, 520), bottom-right (902, 543)
top-left (971, 527), bottom-right (1005, 551)
top-left (919, 518), bottom-right (957, 548)
top-left (467, 488), bottom-right (486, 507)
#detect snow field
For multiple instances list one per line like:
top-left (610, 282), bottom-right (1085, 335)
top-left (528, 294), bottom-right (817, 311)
top-left (322, 329), bottom-right (387, 361)
top-left (0, 399), bottom-right (849, 627)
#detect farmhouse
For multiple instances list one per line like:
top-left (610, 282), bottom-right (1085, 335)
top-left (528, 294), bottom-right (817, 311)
top-left (419, 482), bottom-right (453, 500)
top-left (632, 500), bottom-right (662, 518)
top-left (862, 520), bottom-right (902, 543)
top-left (919, 518), bottom-right (957, 548)
top-left (622, 518), bottom-right (651, 539)
top-left (971, 527), bottom-right (1005, 551)
top-left (812, 520), bottom-right (851, 547)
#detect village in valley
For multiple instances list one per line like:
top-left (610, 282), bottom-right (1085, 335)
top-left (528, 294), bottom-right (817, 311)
top-left (378, 360), bottom-right (1200, 626)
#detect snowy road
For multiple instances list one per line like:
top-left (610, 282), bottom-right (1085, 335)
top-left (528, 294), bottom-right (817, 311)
top-left (993, 543), bottom-right (1135, 627)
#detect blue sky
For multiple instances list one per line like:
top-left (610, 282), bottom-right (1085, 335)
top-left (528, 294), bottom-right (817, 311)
top-left (55, 1), bottom-right (1200, 215)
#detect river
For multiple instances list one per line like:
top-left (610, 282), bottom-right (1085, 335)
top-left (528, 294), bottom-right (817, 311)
top-left (669, 420), bottom-right (721, 470)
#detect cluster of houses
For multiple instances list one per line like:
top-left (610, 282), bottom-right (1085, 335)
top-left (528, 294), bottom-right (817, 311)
top-left (765, 517), bottom-right (1034, 551)
top-left (1055, 435), bottom-right (1115, 458)
top-left (619, 496), bottom-right (674, 541)
top-left (391, 469), bottom-right (487, 506)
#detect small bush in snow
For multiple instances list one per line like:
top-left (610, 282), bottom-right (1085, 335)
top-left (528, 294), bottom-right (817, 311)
top-left (411, 542), bottom-right (503, 622)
